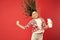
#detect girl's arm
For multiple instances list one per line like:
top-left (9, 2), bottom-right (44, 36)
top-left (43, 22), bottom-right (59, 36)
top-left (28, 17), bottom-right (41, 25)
top-left (16, 20), bottom-right (25, 29)
top-left (41, 18), bottom-right (49, 29)
top-left (42, 18), bottom-right (53, 29)
top-left (44, 25), bottom-right (49, 30)
top-left (16, 20), bottom-right (32, 30)
top-left (43, 21), bottom-right (49, 29)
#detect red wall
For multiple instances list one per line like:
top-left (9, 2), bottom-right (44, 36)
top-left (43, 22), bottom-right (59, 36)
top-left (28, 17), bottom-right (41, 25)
top-left (0, 0), bottom-right (60, 40)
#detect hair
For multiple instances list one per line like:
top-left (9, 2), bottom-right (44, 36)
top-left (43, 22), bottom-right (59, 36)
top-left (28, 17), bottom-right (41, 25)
top-left (23, 0), bottom-right (37, 16)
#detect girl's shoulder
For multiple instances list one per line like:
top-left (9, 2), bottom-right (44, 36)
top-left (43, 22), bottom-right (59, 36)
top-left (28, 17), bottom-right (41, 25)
top-left (39, 17), bottom-right (45, 21)
top-left (39, 17), bottom-right (44, 19)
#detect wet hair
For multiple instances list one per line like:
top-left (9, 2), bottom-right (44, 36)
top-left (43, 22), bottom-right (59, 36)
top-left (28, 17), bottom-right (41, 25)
top-left (23, 0), bottom-right (37, 16)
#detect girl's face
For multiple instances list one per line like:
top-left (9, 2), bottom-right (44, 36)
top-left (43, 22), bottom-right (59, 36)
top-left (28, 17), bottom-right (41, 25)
top-left (32, 11), bottom-right (39, 19)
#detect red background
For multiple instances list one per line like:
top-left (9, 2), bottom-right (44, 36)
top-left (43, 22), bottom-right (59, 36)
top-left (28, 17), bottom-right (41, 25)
top-left (0, 0), bottom-right (60, 40)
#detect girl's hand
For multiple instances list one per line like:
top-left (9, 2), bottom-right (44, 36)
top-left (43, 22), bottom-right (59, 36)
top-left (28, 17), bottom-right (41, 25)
top-left (47, 18), bottom-right (53, 28)
top-left (16, 20), bottom-right (20, 25)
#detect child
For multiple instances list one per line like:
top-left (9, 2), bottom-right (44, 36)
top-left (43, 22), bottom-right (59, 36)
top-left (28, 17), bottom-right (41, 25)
top-left (16, 0), bottom-right (53, 40)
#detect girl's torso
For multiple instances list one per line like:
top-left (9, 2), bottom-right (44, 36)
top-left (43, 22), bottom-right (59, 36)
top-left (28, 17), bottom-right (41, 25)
top-left (31, 17), bottom-right (45, 33)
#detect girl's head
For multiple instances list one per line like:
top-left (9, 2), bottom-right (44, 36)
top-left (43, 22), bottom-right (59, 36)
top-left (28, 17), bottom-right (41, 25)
top-left (31, 11), bottom-right (39, 19)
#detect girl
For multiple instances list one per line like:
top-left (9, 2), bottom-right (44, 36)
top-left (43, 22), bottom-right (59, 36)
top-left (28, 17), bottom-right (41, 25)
top-left (16, 0), bottom-right (53, 40)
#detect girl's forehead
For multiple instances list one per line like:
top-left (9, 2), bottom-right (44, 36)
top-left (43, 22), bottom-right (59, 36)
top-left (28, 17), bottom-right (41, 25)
top-left (32, 11), bottom-right (37, 14)
top-left (33, 11), bottom-right (37, 13)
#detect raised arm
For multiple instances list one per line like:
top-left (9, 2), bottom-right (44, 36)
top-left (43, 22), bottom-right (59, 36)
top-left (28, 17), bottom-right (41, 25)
top-left (16, 20), bottom-right (32, 30)
top-left (16, 20), bottom-right (25, 29)
top-left (42, 18), bottom-right (53, 29)
top-left (47, 18), bottom-right (53, 28)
